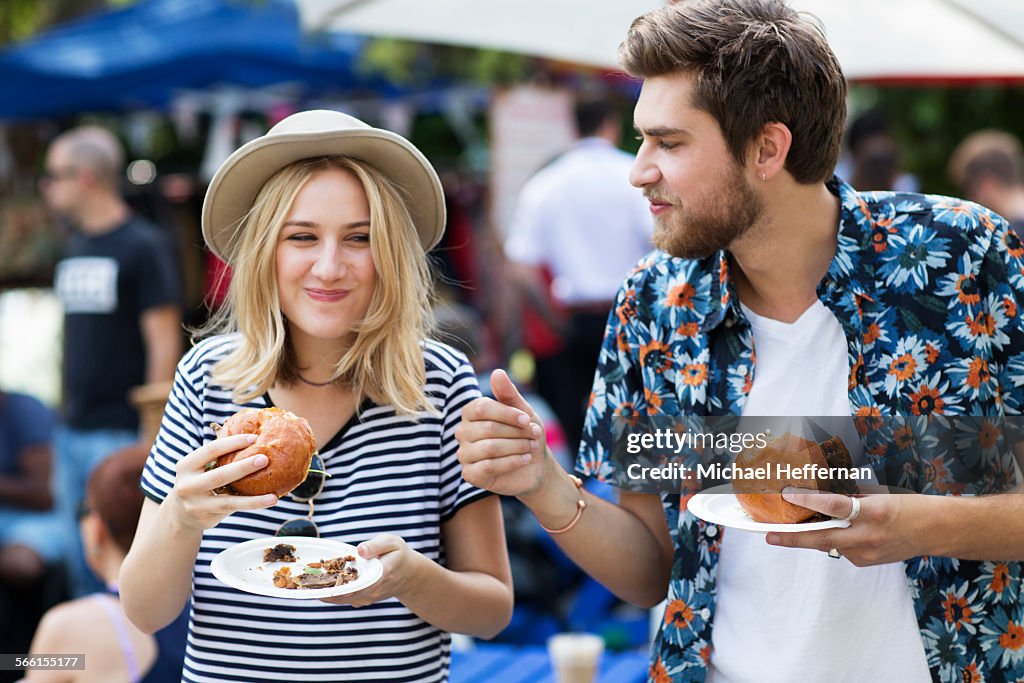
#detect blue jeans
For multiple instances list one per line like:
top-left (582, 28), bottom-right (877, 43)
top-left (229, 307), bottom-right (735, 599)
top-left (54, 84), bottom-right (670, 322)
top-left (0, 506), bottom-right (64, 562)
top-left (54, 427), bottom-right (138, 597)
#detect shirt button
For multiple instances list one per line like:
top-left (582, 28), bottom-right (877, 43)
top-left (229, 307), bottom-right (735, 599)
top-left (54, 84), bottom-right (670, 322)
top-left (705, 525), bottom-right (718, 538)
top-left (724, 318), bottom-right (735, 328)
top-left (736, 364), bottom-right (747, 375)
top-left (700, 608), bottom-right (711, 620)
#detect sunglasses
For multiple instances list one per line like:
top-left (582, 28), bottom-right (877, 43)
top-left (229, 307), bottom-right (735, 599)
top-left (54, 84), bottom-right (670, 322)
top-left (40, 167), bottom-right (80, 183)
top-left (275, 453), bottom-right (326, 538)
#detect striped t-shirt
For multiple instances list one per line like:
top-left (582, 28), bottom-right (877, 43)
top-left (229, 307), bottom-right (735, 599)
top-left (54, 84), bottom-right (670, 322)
top-left (140, 335), bottom-right (490, 682)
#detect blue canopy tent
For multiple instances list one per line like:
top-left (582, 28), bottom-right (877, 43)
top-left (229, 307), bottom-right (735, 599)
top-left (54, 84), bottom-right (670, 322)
top-left (0, 0), bottom-right (399, 119)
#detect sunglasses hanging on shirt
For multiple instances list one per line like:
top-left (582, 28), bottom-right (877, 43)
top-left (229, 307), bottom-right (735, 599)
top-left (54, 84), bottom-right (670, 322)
top-left (275, 453), bottom-right (326, 538)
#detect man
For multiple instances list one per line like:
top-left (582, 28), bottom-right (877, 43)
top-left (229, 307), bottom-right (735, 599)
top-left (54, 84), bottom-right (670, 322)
top-left (41, 125), bottom-right (182, 597)
top-left (456, 1), bottom-right (1024, 682)
top-left (0, 388), bottom-right (60, 587)
top-left (0, 386), bottom-right (62, 656)
top-left (505, 95), bottom-right (653, 454)
top-left (949, 129), bottom-right (1024, 228)
top-left (845, 108), bottom-right (913, 192)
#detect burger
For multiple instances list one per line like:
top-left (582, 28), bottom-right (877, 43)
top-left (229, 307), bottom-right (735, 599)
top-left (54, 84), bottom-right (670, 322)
top-left (732, 432), bottom-right (860, 523)
top-left (213, 407), bottom-right (317, 497)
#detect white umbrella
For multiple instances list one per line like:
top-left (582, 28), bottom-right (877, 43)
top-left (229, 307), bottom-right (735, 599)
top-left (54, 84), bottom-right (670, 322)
top-left (298, 0), bottom-right (661, 71)
top-left (296, 0), bottom-right (1024, 82)
top-left (804, 0), bottom-right (1024, 82)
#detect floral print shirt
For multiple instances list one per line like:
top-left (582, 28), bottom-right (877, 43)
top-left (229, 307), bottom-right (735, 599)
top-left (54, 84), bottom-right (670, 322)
top-left (578, 177), bottom-right (1024, 683)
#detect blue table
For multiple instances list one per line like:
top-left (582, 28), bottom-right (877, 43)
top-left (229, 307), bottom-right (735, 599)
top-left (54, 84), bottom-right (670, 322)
top-left (451, 644), bottom-right (648, 683)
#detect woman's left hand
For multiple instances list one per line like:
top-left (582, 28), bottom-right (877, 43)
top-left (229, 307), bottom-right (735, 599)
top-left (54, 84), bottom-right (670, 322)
top-left (320, 534), bottom-right (422, 607)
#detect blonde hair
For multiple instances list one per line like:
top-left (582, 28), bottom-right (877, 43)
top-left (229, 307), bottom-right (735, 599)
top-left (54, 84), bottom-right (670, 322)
top-left (198, 156), bottom-right (436, 415)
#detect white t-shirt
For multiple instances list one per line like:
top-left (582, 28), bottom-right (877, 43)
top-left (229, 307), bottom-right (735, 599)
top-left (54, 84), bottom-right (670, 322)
top-left (504, 138), bottom-right (653, 306)
top-left (707, 300), bottom-right (930, 683)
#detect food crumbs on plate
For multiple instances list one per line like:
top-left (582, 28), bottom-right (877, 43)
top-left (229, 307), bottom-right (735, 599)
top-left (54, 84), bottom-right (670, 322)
top-left (272, 566), bottom-right (294, 588)
top-left (263, 543), bottom-right (298, 563)
top-left (274, 556), bottom-right (359, 590)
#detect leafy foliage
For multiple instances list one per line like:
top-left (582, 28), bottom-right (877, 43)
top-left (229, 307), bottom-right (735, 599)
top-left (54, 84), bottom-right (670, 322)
top-left (0, 0), bottom-right (119, 44)
top-left (360, 38), bottom-right (533, 85)
top-left (852, 85), bottom-right (1024, 195)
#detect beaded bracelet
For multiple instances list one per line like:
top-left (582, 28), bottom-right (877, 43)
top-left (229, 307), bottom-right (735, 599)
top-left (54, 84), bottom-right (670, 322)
top-left (539, 474), bottom-right (587, 535)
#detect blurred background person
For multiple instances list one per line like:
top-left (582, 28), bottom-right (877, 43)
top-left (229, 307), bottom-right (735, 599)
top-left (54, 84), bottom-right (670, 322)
top-left (948, 129), bottom-right (1024, 228)
top-left (0, 385), bottom-right (58, 586)
top-left (504, 94), bottom-right (652, 455)
top-left (844, 107), bottom-right (917, 192)
top-left (0, 383), bottom-right (62, 662)
top-left (40, 125), bottom-right (183, 598)
top-left (24, 444), bottom-right (186, 683)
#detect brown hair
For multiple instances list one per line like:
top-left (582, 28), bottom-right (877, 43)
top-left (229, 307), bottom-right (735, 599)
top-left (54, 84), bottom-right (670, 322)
top-left (86, 444), bottom-right (149, 554)
top-left (948, 130), bottom-right (1024, 190)
top-left (619, 0), bottom-right (847, 184)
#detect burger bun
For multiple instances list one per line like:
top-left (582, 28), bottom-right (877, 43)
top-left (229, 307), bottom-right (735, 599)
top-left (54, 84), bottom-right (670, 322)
top-left (214, 407), bottom-right (317, 497)
top-left (732, 433), bottom-right (828, 524)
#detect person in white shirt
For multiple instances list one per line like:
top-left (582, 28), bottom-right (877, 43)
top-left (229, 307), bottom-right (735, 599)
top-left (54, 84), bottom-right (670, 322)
top-left (505, 95), bottom-right (653, 453)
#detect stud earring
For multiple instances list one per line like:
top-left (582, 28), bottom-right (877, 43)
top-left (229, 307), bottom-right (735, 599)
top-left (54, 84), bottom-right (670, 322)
top-left (761, 172), bottom-right (767, 183)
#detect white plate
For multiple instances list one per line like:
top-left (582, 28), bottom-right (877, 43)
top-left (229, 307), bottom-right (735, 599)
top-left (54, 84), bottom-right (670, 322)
top-left (686, 484), bottom-right (852, 533)
top-left (210, 536), bottom-right (384, 599)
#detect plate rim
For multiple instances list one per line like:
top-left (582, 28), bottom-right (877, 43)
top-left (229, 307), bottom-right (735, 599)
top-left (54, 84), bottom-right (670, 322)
top-left (687, 484), bottom-right (852, 533)
top-left (210, 535), bottom-right (384, 599)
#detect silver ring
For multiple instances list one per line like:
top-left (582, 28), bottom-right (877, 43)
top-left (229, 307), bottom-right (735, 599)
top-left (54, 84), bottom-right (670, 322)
top-left (827, 548), bottom-right (842, 559)
top-left (844, 496), bottom-right (861, 522)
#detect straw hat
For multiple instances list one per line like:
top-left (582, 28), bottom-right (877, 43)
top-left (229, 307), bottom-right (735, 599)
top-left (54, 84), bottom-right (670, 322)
top-left (201, 109), bottom-right (445, 263)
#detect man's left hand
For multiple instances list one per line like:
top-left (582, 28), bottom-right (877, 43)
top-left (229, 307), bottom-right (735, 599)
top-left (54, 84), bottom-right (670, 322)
top-left (764, 488), bottom-right (931, 566)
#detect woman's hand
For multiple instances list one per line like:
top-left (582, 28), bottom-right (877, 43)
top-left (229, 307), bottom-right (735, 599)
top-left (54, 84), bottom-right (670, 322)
top-left (165, 433), bottom-right (279, 531)
top-left (320, 534), bottom-right (423, 608)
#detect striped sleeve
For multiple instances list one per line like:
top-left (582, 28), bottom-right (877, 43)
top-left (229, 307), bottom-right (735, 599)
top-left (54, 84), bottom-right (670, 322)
top-left (429, 342), bottom-right (491, 522)
top-left (140, 337), bottom-right (224, 503)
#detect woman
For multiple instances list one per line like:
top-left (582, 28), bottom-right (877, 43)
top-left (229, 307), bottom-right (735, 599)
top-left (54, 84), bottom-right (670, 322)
top-left (120, 111), bottom-right (513, 682)
top-left (26, 445), bottom-right (186, 683)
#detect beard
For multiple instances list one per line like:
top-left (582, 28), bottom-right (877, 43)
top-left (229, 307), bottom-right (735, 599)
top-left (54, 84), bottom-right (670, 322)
top-left (649, 162), bottom-right (763, 260)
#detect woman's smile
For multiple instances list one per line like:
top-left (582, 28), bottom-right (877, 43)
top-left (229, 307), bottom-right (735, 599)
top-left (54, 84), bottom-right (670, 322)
top-left (305, 287), bottom-right (351, 302)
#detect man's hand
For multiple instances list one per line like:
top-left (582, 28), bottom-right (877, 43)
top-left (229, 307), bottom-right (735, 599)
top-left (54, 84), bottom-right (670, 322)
top-left (455, 369), bottom-right (549, 498)
top-left (764, 488), bottom-right (929, 566)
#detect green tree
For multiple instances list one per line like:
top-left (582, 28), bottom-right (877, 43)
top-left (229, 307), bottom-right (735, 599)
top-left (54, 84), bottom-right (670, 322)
top-left (0, 0), bottom-right (130, 44)
top-left (359, 38), bottom-right (533, 86)
top-left (843, 85), bottom-right (1024, 196)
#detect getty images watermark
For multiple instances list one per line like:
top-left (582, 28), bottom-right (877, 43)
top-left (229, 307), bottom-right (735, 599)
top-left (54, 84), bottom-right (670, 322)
top-left (605, 416), bottom-right (1022, 495)
top-left (626, 460), bottom-right (873, 482)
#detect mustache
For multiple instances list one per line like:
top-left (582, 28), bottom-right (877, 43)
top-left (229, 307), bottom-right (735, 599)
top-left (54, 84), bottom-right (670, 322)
top-left (643, 191), bottom-right (678, 204)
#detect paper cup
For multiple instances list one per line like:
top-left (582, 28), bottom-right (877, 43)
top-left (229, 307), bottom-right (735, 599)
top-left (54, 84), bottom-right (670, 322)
top-left (547, 632), bottom-right (604, 683)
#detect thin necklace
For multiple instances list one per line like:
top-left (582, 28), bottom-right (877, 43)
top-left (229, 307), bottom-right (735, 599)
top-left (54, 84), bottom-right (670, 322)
top-left (296, 374), bottom-right (335, 388)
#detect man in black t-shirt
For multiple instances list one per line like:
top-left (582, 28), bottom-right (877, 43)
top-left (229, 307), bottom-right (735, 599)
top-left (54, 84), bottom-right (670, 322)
top-left (42, 125), bottom-right (182, 597)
